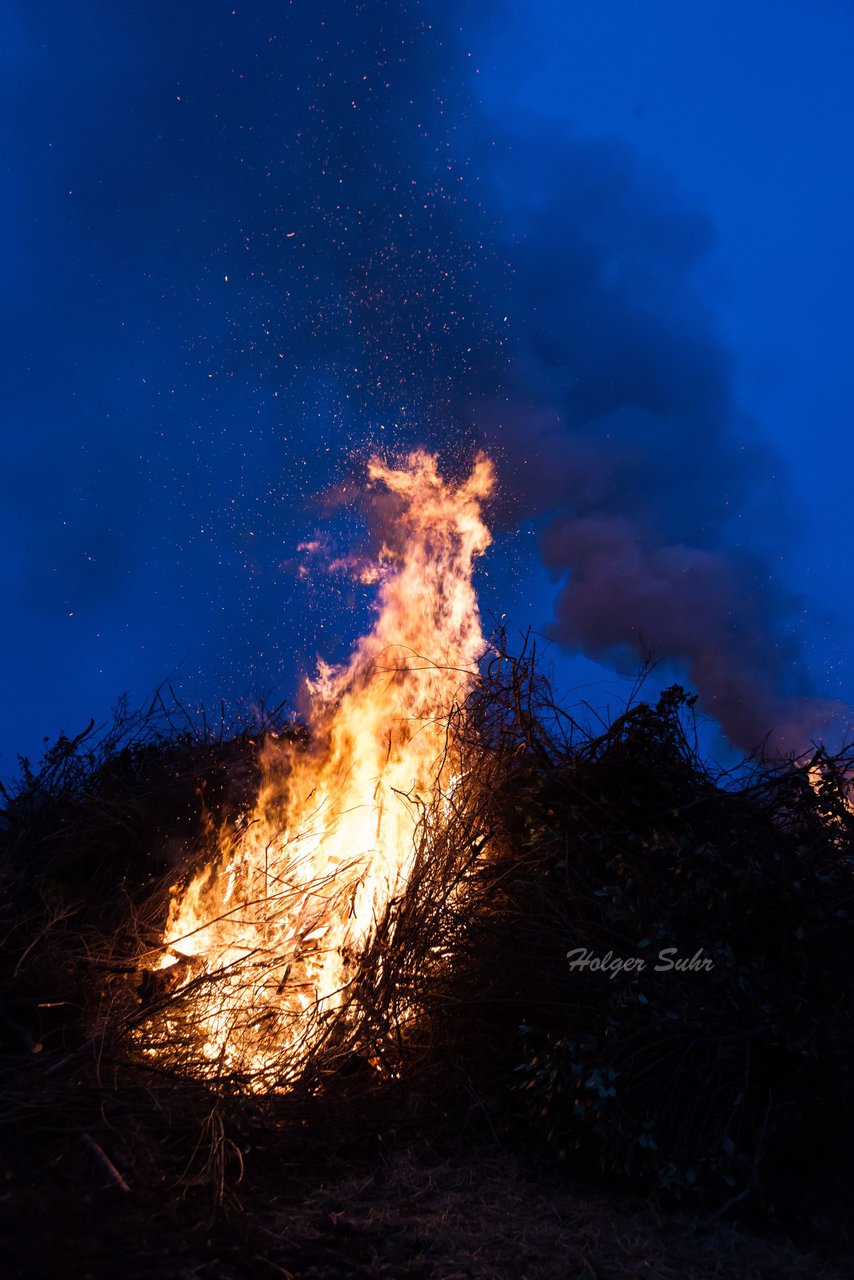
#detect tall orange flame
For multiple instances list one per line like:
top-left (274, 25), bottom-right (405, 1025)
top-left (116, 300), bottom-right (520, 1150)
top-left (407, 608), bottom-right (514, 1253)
top-left (154, 450), bottom-right (494, 1085)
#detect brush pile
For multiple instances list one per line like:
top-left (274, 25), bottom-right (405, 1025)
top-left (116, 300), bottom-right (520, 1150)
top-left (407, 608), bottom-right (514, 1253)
top-left (1, 646), bottom-right (853, 1227)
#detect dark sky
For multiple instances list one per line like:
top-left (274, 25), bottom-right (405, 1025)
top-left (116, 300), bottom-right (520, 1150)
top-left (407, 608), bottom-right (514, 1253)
top-left (2, 0), bottom-right (853, 772)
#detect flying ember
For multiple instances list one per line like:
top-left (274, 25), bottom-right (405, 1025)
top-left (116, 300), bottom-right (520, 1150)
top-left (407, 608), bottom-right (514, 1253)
top-left (150, 450), bottom-right (494, 1088)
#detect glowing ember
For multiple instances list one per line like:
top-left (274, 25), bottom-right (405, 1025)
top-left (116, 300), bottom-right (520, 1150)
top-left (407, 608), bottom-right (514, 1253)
top-left (151, 450), bottom-right (494, 1087)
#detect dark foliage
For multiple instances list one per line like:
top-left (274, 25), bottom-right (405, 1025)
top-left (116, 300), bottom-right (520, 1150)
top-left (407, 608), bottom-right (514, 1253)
top-left (457, 673), bottom-right (854, 1221)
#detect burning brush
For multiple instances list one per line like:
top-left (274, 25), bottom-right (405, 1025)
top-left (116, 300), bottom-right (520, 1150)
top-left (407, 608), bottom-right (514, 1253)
top-left (137, 450), bottom-right (496, 1090)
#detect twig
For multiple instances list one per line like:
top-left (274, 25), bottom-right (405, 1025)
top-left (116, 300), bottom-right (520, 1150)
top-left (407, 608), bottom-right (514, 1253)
top-left (12, 903), bottom-right (81, 979)
top-left (81, 1132), bottom-right (131, 1193)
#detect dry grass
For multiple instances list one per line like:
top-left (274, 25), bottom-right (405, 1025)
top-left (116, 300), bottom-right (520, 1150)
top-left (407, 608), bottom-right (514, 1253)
top-left (261, 1142), bottom-right (849, 1280)
top-left (2, 1127), bottom-right (848, 1280)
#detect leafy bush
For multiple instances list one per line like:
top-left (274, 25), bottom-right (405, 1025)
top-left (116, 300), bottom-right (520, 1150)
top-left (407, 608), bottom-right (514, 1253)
top-left (474, 684), bottom-right (854, 1205)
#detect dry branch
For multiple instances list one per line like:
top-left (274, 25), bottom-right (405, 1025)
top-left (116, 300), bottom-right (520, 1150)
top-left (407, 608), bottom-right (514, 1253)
top-left (81, 1132), bottom-right (131, 1193)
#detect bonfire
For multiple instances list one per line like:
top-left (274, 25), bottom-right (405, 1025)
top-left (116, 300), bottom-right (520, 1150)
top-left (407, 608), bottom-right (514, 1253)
top-left (2, 448), bottom-right (854, 1242)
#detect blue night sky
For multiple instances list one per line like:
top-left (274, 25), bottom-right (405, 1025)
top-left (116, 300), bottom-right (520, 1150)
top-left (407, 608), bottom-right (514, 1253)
top-left (2, 0), bottom-right (853, 774)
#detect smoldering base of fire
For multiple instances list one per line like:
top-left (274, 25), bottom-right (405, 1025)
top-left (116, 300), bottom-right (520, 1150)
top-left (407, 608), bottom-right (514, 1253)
top-left (2, 633), bottom-right (854, 1237)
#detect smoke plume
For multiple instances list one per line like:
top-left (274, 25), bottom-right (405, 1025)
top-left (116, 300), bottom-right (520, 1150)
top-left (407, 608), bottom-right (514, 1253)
top-left (5, 0), bottom-right (843, 762)
top-left (471, 126), bottom-right (842, 753)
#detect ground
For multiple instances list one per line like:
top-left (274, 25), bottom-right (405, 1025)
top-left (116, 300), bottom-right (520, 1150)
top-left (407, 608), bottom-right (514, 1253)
top-left (2, 1127), bottom-right (850, 1280)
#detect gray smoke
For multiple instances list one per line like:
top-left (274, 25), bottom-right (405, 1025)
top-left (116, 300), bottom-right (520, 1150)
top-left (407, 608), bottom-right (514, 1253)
top-left (473, 125), bottom-right (842, 753)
